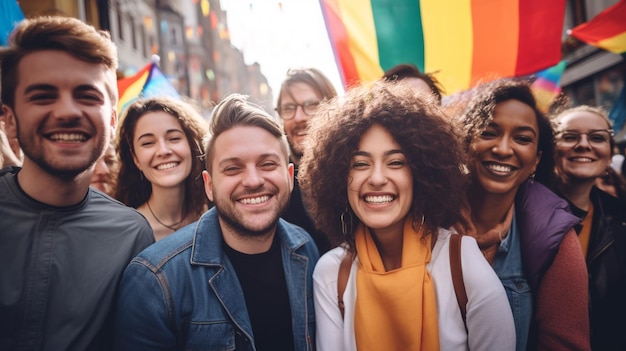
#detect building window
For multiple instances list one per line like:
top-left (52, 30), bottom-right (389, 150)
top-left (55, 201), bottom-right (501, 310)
top-left (116, 2), bottom-right (123, 40)
top-left (140, 25), bottom-right (147, 58)
top-left (564, 63), bottom-right (626, 113)
top-left (171, 27), bottom-right (177, 46)
top-left (566, 0), bottom-right (587, 27)
top-left (130, 16), bottom-right (137, 50)
top-left (84, 0), bottom-right (94, 25)
top-left (564, 77), bottom-right (595, 107)
top-left (149, 35), bottom-right (156, 55)
top-left (597, 64), bottom-right (625, 112)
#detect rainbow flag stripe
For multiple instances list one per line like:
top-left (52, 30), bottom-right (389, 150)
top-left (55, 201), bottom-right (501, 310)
top-left (320, 0), bottom-right (566, 94)
top-left (117, 62), bottom-right (179, 114)
top-left (570, 0), bottom-right (626, 55)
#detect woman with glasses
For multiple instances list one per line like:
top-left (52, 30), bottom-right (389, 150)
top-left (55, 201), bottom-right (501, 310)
top-left (552, 105), bottom-right (626, 351)
top-left (456, 79), bottom-right (590, 351)
top-left (275, 67), bottom-right (338, 254)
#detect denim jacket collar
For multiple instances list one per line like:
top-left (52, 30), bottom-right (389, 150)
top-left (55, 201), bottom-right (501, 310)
top-left (190, 207), bottom-right (310, 266)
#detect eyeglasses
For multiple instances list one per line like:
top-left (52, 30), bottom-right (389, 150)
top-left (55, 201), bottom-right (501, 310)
top-left (275, 101), bottom-right (320, 120)
top-left (556, 129), bottom-right (614, 148)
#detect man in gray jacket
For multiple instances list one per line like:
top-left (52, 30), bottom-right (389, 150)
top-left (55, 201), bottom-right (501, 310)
top-left (0, 16), bottom-right (154, 351)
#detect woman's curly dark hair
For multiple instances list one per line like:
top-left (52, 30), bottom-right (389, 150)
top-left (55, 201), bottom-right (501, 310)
top-left (456, 78), bottom-right (555, 184)
top-left (299, 80), bottom-right (468, 249)
top-left (115, 97), bottom-right (210, 219)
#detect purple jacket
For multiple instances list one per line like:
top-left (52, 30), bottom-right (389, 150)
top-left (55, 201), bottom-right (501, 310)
top-left (515, 180), bottom-right (580, 291)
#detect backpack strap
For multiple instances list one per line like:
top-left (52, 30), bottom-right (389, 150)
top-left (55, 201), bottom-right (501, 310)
top-left (337, 250), bottom-right (354, 319)
top-left (449, 233), bottom-right (468, 331)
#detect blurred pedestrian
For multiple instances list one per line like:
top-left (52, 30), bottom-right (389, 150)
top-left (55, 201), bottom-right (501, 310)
top-left (114, 94), bottom-right (319, 350)
top-left (90, 142), bottom-right (118, 196)
top-left (595, 166), bottom-right (626, 202)
top-left (116, 97), bottom-right (210, 241)
top-left (552, 105), bottom-right (626, 351)
top-left (0, 16), bottom-right (154, 351)
top-left (457, 79), bottom-right (590, 351)
top-left (0, 105), bottom-right (22, 168)
top-left (300, 80), bottom-right (515, 350)
top-left (276, 67), bottom-right (337, 254)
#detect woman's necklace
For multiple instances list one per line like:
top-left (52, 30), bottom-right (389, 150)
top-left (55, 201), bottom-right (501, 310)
top-left (146, 201), bottom-right (185, 232)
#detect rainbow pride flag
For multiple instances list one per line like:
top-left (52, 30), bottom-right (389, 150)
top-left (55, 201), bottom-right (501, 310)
top-left (530, 60), bottom-right (567, 113)
top-left (569, 0), bottom-right (626, 55)
top-left (117, 62), bottom-right (179, 114)
top-left (319, 0), bottom-right (566, 95)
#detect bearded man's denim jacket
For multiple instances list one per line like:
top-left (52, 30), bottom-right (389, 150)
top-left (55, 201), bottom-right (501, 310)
top-left (114, 208), bottom-right (319, 351)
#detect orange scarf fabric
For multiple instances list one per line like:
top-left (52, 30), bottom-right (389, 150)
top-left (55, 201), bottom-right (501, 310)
top-left (463, 205), bottom-right (514, 264)
top-left (354, 218), bottom-right (440, 351)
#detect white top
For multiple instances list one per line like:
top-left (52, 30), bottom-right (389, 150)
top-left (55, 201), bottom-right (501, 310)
top-left (313, 229), bottom-right (516, 351)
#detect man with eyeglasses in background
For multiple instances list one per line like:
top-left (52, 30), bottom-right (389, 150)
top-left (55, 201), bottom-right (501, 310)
top-left (275, 68), bottom-right (337, 254)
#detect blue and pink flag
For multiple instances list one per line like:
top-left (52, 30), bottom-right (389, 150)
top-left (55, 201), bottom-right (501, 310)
top-left (116, 62), bottom-right (180, 114)
top-left (531, 60), bottom-right (567, 113)
top-left (0, 0), bottom-right (25, 46)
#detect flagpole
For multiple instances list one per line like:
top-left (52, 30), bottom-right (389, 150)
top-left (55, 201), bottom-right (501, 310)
top-left (155, 0), bottom-right (164, 73)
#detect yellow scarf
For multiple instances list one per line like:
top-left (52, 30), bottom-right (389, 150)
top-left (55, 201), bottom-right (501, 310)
top-left (354, 217), bottom-right (440, 351)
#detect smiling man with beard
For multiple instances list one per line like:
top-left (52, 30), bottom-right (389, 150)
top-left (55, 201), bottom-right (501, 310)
top-left (0, 16), bottom-right (154, 351)
top-left (114, 94), bottom-right (320, 351)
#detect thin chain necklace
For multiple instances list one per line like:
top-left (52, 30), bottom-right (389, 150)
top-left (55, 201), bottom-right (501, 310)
top-left (146, 201), bottom-right (185, 232)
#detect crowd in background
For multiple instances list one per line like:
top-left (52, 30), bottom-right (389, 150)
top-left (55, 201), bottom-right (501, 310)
top-left (1, 15), bottom-right (625, 351)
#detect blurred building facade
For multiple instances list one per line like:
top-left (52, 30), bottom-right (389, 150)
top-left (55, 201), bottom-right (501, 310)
top-left (17, 0), bottom-right (274, 117)
top-left (562, 0), bottom-right (625, 140)
top-left (14, 0), bottom-right (624, 129)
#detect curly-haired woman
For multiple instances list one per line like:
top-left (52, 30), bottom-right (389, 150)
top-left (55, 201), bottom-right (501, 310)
top-left (299, 80), bottom-right (515, 350)
top-left (116, 97), bottom-right (210, 240)
top-left (456, 79), bottom-right (590, 351)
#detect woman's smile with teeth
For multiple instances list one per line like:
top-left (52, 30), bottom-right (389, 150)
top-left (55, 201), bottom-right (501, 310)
top-left (240, 195), bottom-right (270, 205)
top-left (486, 163), bottom-right (513, 173)
top-left (569, 157), bottom-right (593, 162)
top-left (156, 162), bottom-right (178, 170)
top-left (364, 195), bottom-right (394, 203)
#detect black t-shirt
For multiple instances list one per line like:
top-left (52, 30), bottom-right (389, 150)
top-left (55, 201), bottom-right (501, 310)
top-left (282, 166), bottom-right (331, 254)
top-left (224, 236), bottom-right (295, 351)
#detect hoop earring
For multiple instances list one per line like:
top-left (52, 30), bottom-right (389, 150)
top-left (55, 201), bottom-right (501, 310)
top-left (529, 172), bottom-right (536, 184)
top-left (340, 207), bottom-right (353, 235)
top-left (412, 215), bottom-right (425, 232)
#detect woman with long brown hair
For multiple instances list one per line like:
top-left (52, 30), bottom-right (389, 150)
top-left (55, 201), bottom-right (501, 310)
top-left (116, 97), bottom-right (210, 240)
